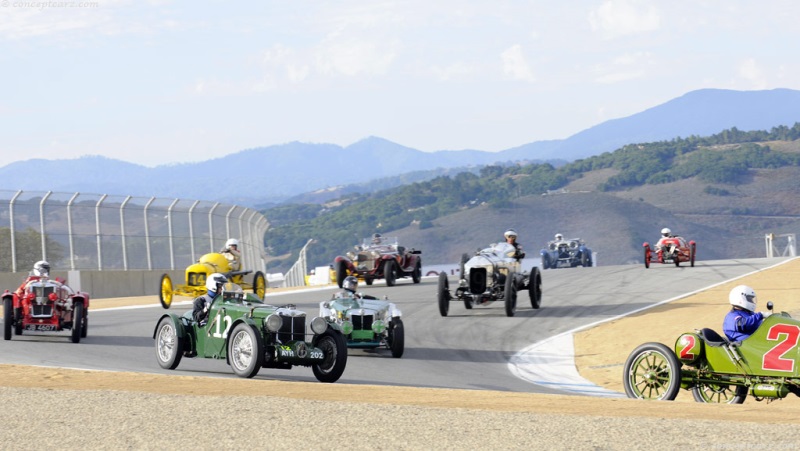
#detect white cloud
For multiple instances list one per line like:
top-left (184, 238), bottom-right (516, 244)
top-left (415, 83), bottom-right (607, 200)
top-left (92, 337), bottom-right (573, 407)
top-left (738, 58), bottom-right (767, 89)
top-left (314, 37), bottom-right (398, 77)
top-left (501, 44), bottom-right (535, 82)
top-left (588, 0), bottom-right (661, 38)
top-left (592, 51), bottom-right (653, 84)
top-left (431, 62), bottom-right (476, 81)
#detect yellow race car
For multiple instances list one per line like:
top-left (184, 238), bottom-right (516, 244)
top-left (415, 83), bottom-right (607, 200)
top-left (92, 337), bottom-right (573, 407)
top-left (159, 252), bottom-right (266, 308)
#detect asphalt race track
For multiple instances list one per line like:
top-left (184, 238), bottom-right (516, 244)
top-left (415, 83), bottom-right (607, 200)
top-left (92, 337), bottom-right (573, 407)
top-left (0, 258), bottom-right (785, 393)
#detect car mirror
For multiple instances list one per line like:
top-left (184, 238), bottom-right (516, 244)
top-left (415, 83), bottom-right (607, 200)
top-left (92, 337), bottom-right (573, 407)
top-left (767, 301), bottom-right (774, 311)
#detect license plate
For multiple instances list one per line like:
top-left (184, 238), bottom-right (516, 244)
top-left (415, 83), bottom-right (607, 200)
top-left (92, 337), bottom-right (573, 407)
top-left (24, 324), bottom-right (58, 332)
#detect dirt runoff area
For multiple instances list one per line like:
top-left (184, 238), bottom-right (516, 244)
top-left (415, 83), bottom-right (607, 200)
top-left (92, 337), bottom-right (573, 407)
top-left (3, 260), bottom-right (800, 450)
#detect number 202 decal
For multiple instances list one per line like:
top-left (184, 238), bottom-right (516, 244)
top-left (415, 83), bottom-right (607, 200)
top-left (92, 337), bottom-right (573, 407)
top-left (762, 324), bottom-right (800, 372)
top-left (678, 335), bottom-right (696, 360)
top-left (212, 314), bottom-right (233, 339)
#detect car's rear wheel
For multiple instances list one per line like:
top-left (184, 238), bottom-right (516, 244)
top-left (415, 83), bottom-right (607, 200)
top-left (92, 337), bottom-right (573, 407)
top-left (691, 382), bottom-right (747, 404)
top-left (581, 252), bottom-right (589, 267)
top-left (411, 261), bottom-right (421, 284)
top-left (3, 297), bottom-right (12, 341)
top-left (334, 261), bottom-right (347, 288)
top-left (437, 272), bottom-right (450, 317)
top-left (690, 243), bottom-right (696, 267)
top-left (388, 318), bottom-right (404, 358)
top-left (252, 271), bottom-right (266, 299)
top-left (542, 253), bottom-right (549, 270)
top-left (159, 273), bottom-right (173, 309)
top-left (623, 342), bottom-right (681, 401)
top-left (528, 268), bottom-right (542, 309)
top-left (643, 247), bottom-right (650, 269)
top-left (71, 302), bottom-right (84, 344)
top-left (155, 317), bottom-right (183, 370)
top-left (228, 323), bottom-right (264, 378)
top-left (504, 271), bottom-right (517, 317)
top-left (384, 260), bottom-right (396, 287)
top-left (313, 328), bottom-right (348, 383)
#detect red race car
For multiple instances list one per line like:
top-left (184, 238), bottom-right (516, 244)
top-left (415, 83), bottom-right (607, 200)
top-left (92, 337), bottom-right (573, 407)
top-left (3, 276), bottom-right (90, 343)
top-left (333, 234), bottom-right (422, 288)
top-left (643, 235), bottom-right (696, 268)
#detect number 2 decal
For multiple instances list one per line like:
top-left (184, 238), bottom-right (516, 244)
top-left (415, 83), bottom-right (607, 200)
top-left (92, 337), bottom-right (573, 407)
top-left (212, 314), bottom-right (233, 339)
top-left (762, 324), bottom-right (800, 372)
top-left (678, 335), bottom-right (696, 360)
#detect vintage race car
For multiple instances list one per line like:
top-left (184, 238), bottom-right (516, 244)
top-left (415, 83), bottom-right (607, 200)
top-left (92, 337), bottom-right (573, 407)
top-left (540, 238), bottom-right (592, 269)
top-left (159, 251), bottom-right (266, 308)
top-left (319, 292), bottom-right (404, 358)
top-left (643, 235), bottom-right (696, 268)
top-left (437, 242), bottom-right (542, 317)
top-left (623, 302), bottom-right (800, 404)
top-left (333, 236), bottom-right (422, 288)
top-left (153, 283), bottom-right (348, 382)
top-left (3, 277), bottom-right (90, 343)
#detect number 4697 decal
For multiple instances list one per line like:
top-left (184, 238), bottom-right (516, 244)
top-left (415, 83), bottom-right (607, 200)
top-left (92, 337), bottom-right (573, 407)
top-left (211, 313), bottom-right (233, 339)
top-left (762, 324), bottom-right (800, 372)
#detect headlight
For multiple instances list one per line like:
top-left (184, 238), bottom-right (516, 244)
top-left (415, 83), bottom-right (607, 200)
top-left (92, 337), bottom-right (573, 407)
top-left (265, 314), bottom-right (283, 332)
top-left (371, 319), bottom-right (386, 334)
top-left (310, 316), bottom-right (328, 335)
top-left (341, 320), bottom-right (353, 335)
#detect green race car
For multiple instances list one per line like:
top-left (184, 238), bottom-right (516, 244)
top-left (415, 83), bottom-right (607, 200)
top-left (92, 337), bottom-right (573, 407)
top-left (153, 284), bottom-right (348, 382)
top-left (319, 292), bottom-right (404, 358)
top-left (624, 301), bottom-right (800, 403)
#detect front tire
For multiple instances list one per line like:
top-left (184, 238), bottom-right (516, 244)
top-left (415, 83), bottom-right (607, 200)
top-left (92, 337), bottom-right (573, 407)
top-left (691, 382), bottom-right (747, 404)
top-left (388, 318), bottom-right (405, 358)
top-left (644, 247), bottom-right (650, 269)
top-left (252, 271), bottom-right (266, 299)
top-left (3, 297), bottom-right (12, 341)
top-left (623, 342), bottom-right (681, 401)
top-left (580, 252), bottom-right (589, 267)
top-left (437, 272), bottom-right (450, 317)
top-left (155, 317), bottom-right (184, 370)
top-left (313, 328), bottom-right (348, 383)
top-left (71, 302), bottom-right (84, 344)
top-left (384, 260), bottom-right (396, 287)
top-left (80, 309), bottom-right (88, 338)
top-left (528, 267), bottom-right (542, 309)
top-left (334, 260), bottom-right (347, 288)
top-left (228, 323), bottom-right (265, 378)
top-left (411, 261), bottom-right (421, 284)
top-left (159, 273), bottom-right (174, 309)
top-left (504, 271), bottom-right (517, 317)
top-left (13, 307), bottom-right (22, 335)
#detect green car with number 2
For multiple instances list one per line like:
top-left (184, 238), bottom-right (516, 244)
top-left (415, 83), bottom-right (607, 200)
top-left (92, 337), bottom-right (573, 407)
top-left (153, 283), bottom-right (348, 382)
top-left (624, 301), bottom-right (800, 403)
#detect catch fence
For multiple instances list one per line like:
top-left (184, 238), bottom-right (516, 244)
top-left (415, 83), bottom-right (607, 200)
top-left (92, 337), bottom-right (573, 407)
top-left (0, 190), bottom-right (269, 274)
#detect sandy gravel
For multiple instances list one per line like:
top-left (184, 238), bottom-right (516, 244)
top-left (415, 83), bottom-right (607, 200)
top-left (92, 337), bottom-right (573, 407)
top-left (3, 260), bottom-right (800, 450)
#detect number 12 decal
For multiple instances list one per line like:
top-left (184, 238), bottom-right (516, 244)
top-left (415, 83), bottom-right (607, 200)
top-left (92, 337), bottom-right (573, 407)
top-left (212, 314), bottom-right (233, 339)
top-left (762, 324), bottom-right (800, 372)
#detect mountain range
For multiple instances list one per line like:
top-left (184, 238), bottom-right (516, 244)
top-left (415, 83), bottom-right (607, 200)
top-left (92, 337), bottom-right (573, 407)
top-left (2, 88), bottom-right (800, 206)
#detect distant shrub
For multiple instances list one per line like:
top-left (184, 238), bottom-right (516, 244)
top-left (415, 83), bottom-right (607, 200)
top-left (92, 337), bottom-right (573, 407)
top-left (418, 219), bottom-right (434, 229)
top-left (703, 186), bottom-right (731, 196)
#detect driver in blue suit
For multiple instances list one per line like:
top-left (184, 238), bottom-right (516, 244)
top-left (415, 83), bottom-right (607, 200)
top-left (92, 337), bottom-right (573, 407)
top-left (723, 285), bottom-right (772, 342)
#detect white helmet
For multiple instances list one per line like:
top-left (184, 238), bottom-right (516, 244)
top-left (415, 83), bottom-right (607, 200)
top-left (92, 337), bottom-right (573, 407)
top-left (225, 238), bottom-right (239, 249)
top-left (206, 273), bottom-right (228, 293)
top-left (504, 229), bottom-right (518, 239)
top-left (343, 276), bottom-right (358, 293)
top-left (33, 260), bottom-right (50, 277)
top-left (729, 285), bottom-right (757, 312)
top-left (554, 233), bottom-right (563, 241)
top-left (661, 228), bottom-right (671, 237)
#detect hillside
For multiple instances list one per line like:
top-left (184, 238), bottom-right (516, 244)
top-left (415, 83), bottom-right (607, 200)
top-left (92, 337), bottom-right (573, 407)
top-left (3, 88), bottom-right (800, 206)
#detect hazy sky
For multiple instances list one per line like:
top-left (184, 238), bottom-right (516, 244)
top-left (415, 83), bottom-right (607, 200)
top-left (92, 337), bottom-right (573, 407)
top-left (2, 1), bottom-right (799, 167)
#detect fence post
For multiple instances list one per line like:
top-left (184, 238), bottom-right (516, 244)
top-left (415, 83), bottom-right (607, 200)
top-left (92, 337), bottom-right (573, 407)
top-left (167, 198), bottom-right (179, 270)
top-left (39, 191), bottom-right (52, 261)
top-left (9, 190), bottom-right (22, 273)
top-left (67, 192), bottom-right (79, 270)
top-left (144, 197), bottom-right (155, 270)
top-left (120, 195), bottom-right (132, 271)
top-left (95, 194), bottom-right (108, 270)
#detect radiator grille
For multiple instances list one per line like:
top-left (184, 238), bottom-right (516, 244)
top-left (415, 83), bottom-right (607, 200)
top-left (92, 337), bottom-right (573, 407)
top-left (31, 304), bottom-right (54, 318)
top-left (278, 315), bottom-right (306, 343)
top-left (351, 314), bottom-right (374, 331)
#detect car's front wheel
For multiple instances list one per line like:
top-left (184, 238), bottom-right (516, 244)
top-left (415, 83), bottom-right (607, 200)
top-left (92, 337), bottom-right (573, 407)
top-left (71, 302), bottom-right (84, 344)
top-left (313, 328), bottom-right (348, 383)
top-left (228, 323), bottom-right (264, 378)
top-left (155, 317), bottom-right (183, 370)
top-left (437, 272), bottom-right (450, 317)
top-left (3, 297), bottom-right (12, 341)
top-left (159, 273), bottom-right (173, 309)
top-left (528, 267), bottom-right (542, 309)
top-left (411, 261), bottom-right (421, 284)
top-left (504, 271), bottom-right (517, 317)
top-left (388, 318), bottom-right (404, 358)
top-left (384, 260), bottom-right (396, 287)
top-left (334, 260), bottom-right (347, 288)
